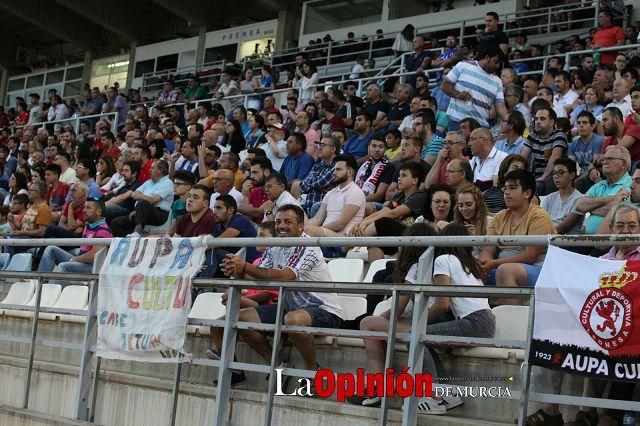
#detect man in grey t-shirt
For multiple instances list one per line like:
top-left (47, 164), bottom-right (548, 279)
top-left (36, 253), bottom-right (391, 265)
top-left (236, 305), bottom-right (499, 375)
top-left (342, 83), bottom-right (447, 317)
top-left (541, 158), bottom-right (583, 234)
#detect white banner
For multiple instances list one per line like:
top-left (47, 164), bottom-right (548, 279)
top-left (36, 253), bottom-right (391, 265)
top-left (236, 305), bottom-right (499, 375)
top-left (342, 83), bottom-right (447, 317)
top-left (97, 237), bottom-right (206, 363)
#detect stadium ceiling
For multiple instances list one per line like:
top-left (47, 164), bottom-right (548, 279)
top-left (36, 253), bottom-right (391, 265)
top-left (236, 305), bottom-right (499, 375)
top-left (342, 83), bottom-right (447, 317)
top-left (0, 0), bottom-right (302, 72)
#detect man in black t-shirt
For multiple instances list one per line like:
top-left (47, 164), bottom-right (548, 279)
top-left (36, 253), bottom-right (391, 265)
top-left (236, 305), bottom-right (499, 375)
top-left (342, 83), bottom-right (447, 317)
top-left (478, 12), bottom-right (509, 60)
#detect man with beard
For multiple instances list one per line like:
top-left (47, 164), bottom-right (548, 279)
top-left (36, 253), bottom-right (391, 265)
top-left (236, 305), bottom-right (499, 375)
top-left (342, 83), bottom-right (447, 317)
top-left (355, 135), bottom-right (395, 212)
top-left (104, 161), bottom-right (141, 222)
top-left (600, 107), bottom-right (640, 162)
top-left (238, 157), bottom-right (273, 223)
top-left (305, 155), bottom-right (365, 237)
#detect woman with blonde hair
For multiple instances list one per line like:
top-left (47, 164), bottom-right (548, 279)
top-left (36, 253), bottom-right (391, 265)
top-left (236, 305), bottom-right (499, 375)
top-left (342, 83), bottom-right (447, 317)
top-left (452, 184), bottom-right (490, 236)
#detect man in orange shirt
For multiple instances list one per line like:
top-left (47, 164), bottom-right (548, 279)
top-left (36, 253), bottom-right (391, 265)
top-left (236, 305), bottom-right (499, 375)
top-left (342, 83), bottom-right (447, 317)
top-left (591, 9), bottom-right (625, 67)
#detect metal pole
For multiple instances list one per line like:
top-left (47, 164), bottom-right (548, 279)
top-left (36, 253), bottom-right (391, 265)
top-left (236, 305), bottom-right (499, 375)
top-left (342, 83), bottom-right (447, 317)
top-left (75, 279), bottom-right (99, 420)
top-left (459, 21), bottom-right (465, 47)
top-left (378, 290), bottom-right (400, 426)
top-left (368, 38), bottom-right (373, 60)
top-left (22, 277), bottom-right (43, 409)
top-left (326, 43), bottom-right (332, 71)
top-left (169, 363), bottom-right (182, 426)
top-left (88, 356), bottom-right (101, 422)
top-left (547, 9), bottom-right (552, 34)
top-left (517, 292), bottom-right (537, 426)
top-left (399, 54), bottom-right (406, 84)
top-left (594, 0), bottom-right (600, 27)
top-left (263, 287), bottom-right (287, 426)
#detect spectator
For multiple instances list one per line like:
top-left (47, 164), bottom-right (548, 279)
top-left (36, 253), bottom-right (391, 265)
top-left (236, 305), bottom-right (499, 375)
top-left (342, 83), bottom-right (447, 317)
top-left (387, 84), bottom-right (412, 129)
top-left (349, 56), bottom-right (366, 80)
top-left (500, 68), bottom-right (518, 90)
top-left (333, 89), bottom-right (354, 129)
top-left (210, 169), bottom-right (244, 208)
top-left (440, 44), bottom-right (507, 130)
top-left (280, 132), bottom-right (314, 183)
top-left (37, 197), bottom-right (111, 281)
top-left (432, 35), bottom-right (461, 69)
top-left (536, 86), bottom-right (567, 119)
top-left (600, 107), bottom-right (640, 162)
top-left (295, 111), bottom-right (321, 157)
top-left (600, 204), bottom-right (640, 261)
top-left (167, 170), bottom-right (196, 235)
top-left (495, 111), bottom-right (526, 155)
top-left (239, 157), bottom-right (272, 223)
top-left (262, 173), bottom-right (301, 222)
top-left (415, 110), bottom-right (444, 165)
top-left (318, 99), bottom-right (344, 138)
top-left (592, 9), bottom-right (625, 67)
top-left (104, 161), bottom-right (141, 222)
top-left (398, 96), bottom-right (421, 133)
top-left (53, 152), bottom-right (77, 185)
top-left (172, 184), bottom-right (215, 237)
top-left (415, 72), bottom-right (430, 98)
top-left (541, 157), bottom-right (584, 235)
top-left (105, 86), bottom-right (129, 128)
top-left (449, 184), bottom-right (491, 246)
top-left (355, 135), bottom-right (395, 210)
top-left (425, 131), bottom-right (469, 189)
top-left (95, 157), bottom-right (116, 187)
top-left (44, 164), bottom-right (69, 222)
top-left (479, 12), bottom-right (509, 57)
top-left (212, 195), bottom-right (259, 263)
top-left (468, 127), bottom-right (508, 190)
top-left (569, 85), bottom-right (605, 128)
top-left (7, 193), bottom-right (28, 231)
top-left (27, 93), bottom-right (42, 125)
top-left (217, 204), bottom-right (343, 381)
top-left (293, 61), bottom-right (319, 105)
top-left (170, 137), bottom-right (199, 177)
top-left (259, 65), bottom-right (276, 93)
top-left (592, 67), bottom-right (614, 103)
top-left (523, 78), bottom-right (538, 107)
top-left (245, 114), bottom-right (267, 150)
top-left (344, 113), bottom-right (374, 164)
top-left (404, 35), bottom-right (433, 87)
top-left (568, 111), bottom-right (605, 174)
top-left (292, 136), bottom-right (338, 217)
top-left (215, 69), bottom-right (242, 109)
top-left (183, 76), bottom-right (209, 102)
top-left (480, 169), bottom-right (556, 305)
top-left (554, 70), bottom-right (580, 117)
top-left (521, 106), bottom-right (569, 194)
top-left (384, 129), bottom-right (402, 161)
top-left (11, 181), bottom-right (51, 238)
top-left (223, 119), bottom-right (246, 154)
top-left (262, 123), bottom-right (288, 172)
top-left (156, 80), bottom-right (180, 106)
top-left (110, 160), bottom-right (174, 237)
top-left (80, 88), bottom-right (103, 121)
top-left (66, 159), bottom-right (101, 201)
top-left (604, 78), bottom-right (633, 119)
top-left (45, 181), bottom-right (86, 238)
top-left (392, 24), bottom-right (414, 56)
top-left (576, 145), bottom-right (632, 234)
top-left (132, 145), bottom-right (153, 183)
top-left (504, 86), bottom-right (531, 124)
top-left (47, 95), bottom-right (70, 131)
top-left (99, 131), bottom-right (121, 161)
top-left (362, 84), bottom-right (390, 132)
top-left (4, 173), bottom-right (29, 210)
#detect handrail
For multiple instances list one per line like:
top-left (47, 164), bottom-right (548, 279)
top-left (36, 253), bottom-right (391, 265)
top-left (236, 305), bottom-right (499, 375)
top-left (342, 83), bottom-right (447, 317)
top-left (12, 112), bottom-right (119, 136)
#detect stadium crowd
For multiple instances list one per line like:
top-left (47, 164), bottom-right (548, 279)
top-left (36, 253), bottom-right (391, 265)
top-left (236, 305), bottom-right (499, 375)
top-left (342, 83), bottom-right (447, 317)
top-left (0, 9), bottom-right (638, 424)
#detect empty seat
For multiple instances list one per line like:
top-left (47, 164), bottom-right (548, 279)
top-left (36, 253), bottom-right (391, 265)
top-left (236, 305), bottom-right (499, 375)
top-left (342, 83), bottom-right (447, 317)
top-left (7, 283), bottom-right (62, 319)
top-left (0, 253), bottom-right (10, 269)
top-left (338, 296), bottom-right (367, 321)
top-left (0, 281), bottom-right (35, 315)
top-left (188, 293), bottom-right (226, 335)
top-left (363, 259), bottom-right (392, 283)
top-left (453, 305), bottom-right (529, 360)
top-left (4, 253), bottom-right (32, 272)
top-left (55, 285), bottom-right (90, 323)
top-left (328, 259), bottom-right (364, 283)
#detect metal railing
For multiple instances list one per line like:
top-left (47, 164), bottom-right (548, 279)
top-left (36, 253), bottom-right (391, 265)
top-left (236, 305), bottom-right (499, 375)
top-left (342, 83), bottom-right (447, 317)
top-left (0, 235), bottom-right (640, 426)
top-left (140, 60), bottom-right (227, 95)
top-left (12, 112), bottom-right (119, 136)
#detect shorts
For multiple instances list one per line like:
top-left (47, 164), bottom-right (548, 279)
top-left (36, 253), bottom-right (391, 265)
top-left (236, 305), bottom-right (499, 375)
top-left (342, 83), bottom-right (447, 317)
top-left (485, 264), bottom-right (542, 287)
top-left (255, 303), bottom-right (342, 329)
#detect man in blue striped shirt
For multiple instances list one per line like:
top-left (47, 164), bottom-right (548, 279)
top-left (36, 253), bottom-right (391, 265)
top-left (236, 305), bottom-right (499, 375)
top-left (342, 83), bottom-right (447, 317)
top-left (440, 44), bottom-right (508, 131)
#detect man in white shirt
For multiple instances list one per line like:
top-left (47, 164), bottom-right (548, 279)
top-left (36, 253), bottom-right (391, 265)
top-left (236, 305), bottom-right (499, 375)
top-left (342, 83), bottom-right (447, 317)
top-left (210, 169), bottom-right (244, 208)
top-left (349, 56), bottom-right (366, 80)
top-left (398, 96), bottom-right (421, 132)
top-left (469, 128), bottom-right (508, 190)
top-left (604, 78), bottom-right (633, 119)
top-left (262, 172), bottom-right (300, 222)
top-left (553, 71), bottom-right (580, 117)
top-left (305, 155), bottom-right (365, 237)
top-left (47, 95), bottom-right (70, 131)
top-left (537, 86), bottom-right (567, 119)
top-left (263, 123), bottom-right (288, 173)
top-left (27, 93), bottom-right (43, 125)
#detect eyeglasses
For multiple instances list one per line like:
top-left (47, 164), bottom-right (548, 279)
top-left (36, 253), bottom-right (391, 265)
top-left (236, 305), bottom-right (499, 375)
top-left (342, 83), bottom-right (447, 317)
top-left (551, 170), bottom-right (568, 177)
top-left (445, 140), bottom-right (461, 146)
top-left (613, 223), bottom-right (639, 232)
top-left (601, 157), bottom-right (625, 163)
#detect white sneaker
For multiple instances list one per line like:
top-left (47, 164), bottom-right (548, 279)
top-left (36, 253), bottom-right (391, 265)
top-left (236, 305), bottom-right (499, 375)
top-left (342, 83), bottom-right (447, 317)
top-left (127, 231), bottom-right (141, 238)
top-left (441, 394), bottom-right (464, 410)
top-left (417, 397), bottom-right (447, 415)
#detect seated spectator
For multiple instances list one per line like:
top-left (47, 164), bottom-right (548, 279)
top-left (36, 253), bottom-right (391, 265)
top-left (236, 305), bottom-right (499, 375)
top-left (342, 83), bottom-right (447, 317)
top-left (99, 131), bottom-right (121, 161)
top-left (569, 111), bottom-right (605, 176)
top-left (110, 160), bottom-right (174, 237)
top-left (239, 157), bottom-right (272, 223)
top-left (447, 184), bottom-right (490, 237)
top-left (569, 85), bottom-right (604, 129)
top-left (10, 181), bottom-right (51, 238)
top-left (484, 154), bottom-right (529, 213)
top-left (54, 152), bottom-right (77, 185)
top-left (132, 145), bottom-right (153, 183)
top-left (262, 173), bottom-right (301, 222)
top-left (600, 106), bottom-right (640, 163)
top-left (318, 99), bottom-right (345, 138)
top-left (3, 172), bottom-right (28, 207)
top-left (212, 195), bottom-right (259, 263)
top-left (541, 158), bottom-right (583, 235)
top-left (601, 204), bottom-right (640, 262)
top-left (280, 133), bottom-right (314, 183)
top-left (292, 136), bottom-right (338, 217)
top-left (385, 132), bottom-right (431, 201)
top-left (469, 128), bottom-right (508, 191)
top-left (495, 111), bottom-right (526, 155)
top-left (95, 157), bottom-right (116, 187)
top-left (333, 90), bottom-right (354, 129)
top-left (7, 193), bottom-right (28, 231)
top-left (604, 78), bottom-right (633, 119)
top-left (44, 164), bottom-right (69, 222)
top-left (387, 84), bottom-right (412, 130)
top-left (521, 106), bottom-right (568, 195)
top-left (384, 129), bottom-right (402, 161)
top-left (425, 131), bottom-right (468, 189)
top-left (553, 70), bottom-right (580, 118)
top-left (183, 76), bottom-right (209, 102)
top-left (355, 135), bottom-right (395, 212)
top-left (415, 110), bottom-right (444, 165)
top-left (305, 155), bottom-right (365, 237)
top-left (0, 205), bottom-right (10, 234)
top-left (504, 86), bottom-right (532, 125)
top-left (344, 113), bottom-right (374, 165)
top-left (156, 80), bottom-right (180, 106)
top-left (398, 97), bottom-right (421, 134)
top-left (101, 154), bottom-right (129, 197)
top-left (173, 184), bottom-right (215, 237)
top-left (66, 159), bottom-right (101, 201)
top-left (480, 170), bottom-right (556, 305)
top-left (215, 69), bottom-right (242, 110)
top-left (536, 86), bottom-right (566, 119)
top-left (576, 145), bottom-right (632, 234)
top-left (210, 169), bottom-right (244, 208)
top-left (262, 123), bottom-right (287, 173)
top-left (170, 137), bottom-right (199, 177)
top-left (167, 170), bottom-right (196, 235)
top-left (245, 114), bottom-right (267, 150)
top-left (37, 197), bottom-right (111, 281)
top-left (104, 161), bottom-right (141, 222)
top-left (294, 111), bottom-right (321, 158)
top-left (214, 204), bottom-right (343, 383)
top-left (44, 182), bottom-right (86, 238)
top-left (362, 84), bottom-right (390, 131)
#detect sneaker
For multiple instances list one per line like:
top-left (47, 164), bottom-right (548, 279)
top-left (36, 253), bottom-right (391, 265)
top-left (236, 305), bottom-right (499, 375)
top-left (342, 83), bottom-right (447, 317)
top-left (206, 348), bottom-right (221, 360)
top-left (212, 370), bottom-right (247, 388)
top-left (417, 397), bottom-right (447, 415)
top-left (441, 394), bottom-right (463, 410)
top-left (126, 231), bottom-right (141, 238)
top-left (346, 395), bottom-right (382, 407)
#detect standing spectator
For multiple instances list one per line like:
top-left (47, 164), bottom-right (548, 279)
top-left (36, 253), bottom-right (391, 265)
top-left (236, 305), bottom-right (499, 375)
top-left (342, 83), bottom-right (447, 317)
top-left (27, 93), bottom-right (43, 125)
top-left (392, 25), bottom-right (414, 56)
top-left (80, 88), bottom-right (103, 125)
top-left (440, 45), bottom-right (507, 130)
top-left (344, 113), bottom-right (374, 164)
top-left (47, 95), bottom-right (70, 131)
top-left (541, 157), bottom-right (583, 235)
top-left (495, 111), bottom-right (526, 155)
top-left (478, 12), bottom-right (509, 57)
top-left (293, 61), bottom-right (319, 105)
top-left (404, 35), bottom-right (433, 87)
top-left (280, 133), bottom-right (314, 183)
top-left (105, 86), bottom-right (129, 129)
top-left (592, 9), bottom-right (625, 67)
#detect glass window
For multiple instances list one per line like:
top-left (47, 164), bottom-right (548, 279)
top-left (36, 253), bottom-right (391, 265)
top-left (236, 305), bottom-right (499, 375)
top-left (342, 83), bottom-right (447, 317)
top-left (8, 78), bottom-right (25, 92)
top-left (63, 81), bottom-right (82, 98)
top-left (26, 74), bottom-right (44, 89)
top-left (65, 66), bottom-right (84, 81)
top-left (134, 59), bottom-right (155, 78)
top-left (155, 54), bottom-right (179, 72)
top-left (46, 70), bottom-right (65, 85)
top-left (204, 45), bottom-right (238, 64)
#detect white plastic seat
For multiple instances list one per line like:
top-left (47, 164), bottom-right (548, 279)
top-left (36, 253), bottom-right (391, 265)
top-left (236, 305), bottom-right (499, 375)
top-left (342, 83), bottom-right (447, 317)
top-left (345, 247), bottom-right (368, 261)
top-left (187, 292), bottom-right (226, 335)
top-left (452, 305), bottom-right (529, 360)
top-left (327, 258), bottom-right (364, 283)
top-left (338, 296), bottom-right (367, 321)
top-left (363, 259), bottom-right (392, 283)
top-left (55, 285), bottom-right (90, 323)
top-left (0, 281), bottom-right (35, 315)
top-left (4, 253), bottom-right (32, 272)
top-left (7, 284), bottom-right (62, 319)
top-left (143, 213), bottom-right (172, 235)
top-left (0, 253), bottom-right (10, 269)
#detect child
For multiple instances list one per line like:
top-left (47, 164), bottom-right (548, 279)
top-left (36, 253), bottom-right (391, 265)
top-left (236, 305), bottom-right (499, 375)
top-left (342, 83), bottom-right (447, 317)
top-left (0, 205), bottom-right (11, 234)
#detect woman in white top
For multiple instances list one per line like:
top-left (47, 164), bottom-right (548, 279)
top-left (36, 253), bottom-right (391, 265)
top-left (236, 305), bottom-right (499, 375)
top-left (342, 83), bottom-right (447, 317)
top-left (240, 68), bottom-right (261, 111)
top-left (293, 61), bottom-right (319, 105)
top-left (416, 223), bottom-right (495, 414)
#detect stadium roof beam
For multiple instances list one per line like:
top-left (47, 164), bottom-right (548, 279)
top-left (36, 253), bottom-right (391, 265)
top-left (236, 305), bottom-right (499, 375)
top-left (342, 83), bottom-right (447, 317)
top-left (0, 32), bottom-right (17, 69)
top-left (0, 0), bottom-right (110, 51)
top-left (151, 0), bottom-right (212, 27)
top-left (53, 0), bottom-right (140, 41)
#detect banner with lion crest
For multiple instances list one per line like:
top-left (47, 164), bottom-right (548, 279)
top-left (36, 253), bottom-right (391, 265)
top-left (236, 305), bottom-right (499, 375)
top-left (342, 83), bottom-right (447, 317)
top-left (97, 237), bottom-right (206, 363)
top-left (530, 245), bottom-right (640, 381)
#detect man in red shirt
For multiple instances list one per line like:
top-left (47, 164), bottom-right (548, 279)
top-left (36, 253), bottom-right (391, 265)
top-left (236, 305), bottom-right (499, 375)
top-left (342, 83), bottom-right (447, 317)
top-left (601, 106), bottom-right (640, 162)
top-left (45, 163), bottom-right (69, 223)
top-left (239, 156), bottom-right (272, 224)
top-left (592, 10), bottom-right (625, 67)
top-left (173, 185), bottom-right (216, 237)
top-left (132, 144), bottom-right (153, 183)
top-left (99, 131), bottom-right (121, 160)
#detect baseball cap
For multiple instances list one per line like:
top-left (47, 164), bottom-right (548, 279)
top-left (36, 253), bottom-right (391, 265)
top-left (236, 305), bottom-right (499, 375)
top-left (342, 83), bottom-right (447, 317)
top-left (267, 123), bottom-right (285, 131)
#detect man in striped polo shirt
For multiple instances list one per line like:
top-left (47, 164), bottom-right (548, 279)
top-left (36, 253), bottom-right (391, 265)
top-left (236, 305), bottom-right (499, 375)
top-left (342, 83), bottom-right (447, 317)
top-left (440, 44), bottom-right (508, 132)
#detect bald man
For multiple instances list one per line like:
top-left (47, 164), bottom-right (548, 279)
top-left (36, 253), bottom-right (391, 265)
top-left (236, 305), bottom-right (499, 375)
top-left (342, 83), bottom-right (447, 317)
top-left (603, 78), bottom-right (633, 119)
top-left (210, 169), bottom-right (244, 208)
top-left (468, 127), bottom-right (508, 190)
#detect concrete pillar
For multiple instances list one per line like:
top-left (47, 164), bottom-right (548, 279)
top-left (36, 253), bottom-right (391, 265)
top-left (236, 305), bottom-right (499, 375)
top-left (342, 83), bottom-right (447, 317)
top-left (0, 67), bottom-right (8, 106)
top-left (195, 26), bottom-right (207, 68)
top-left (275, 8), bottom-right (302, 51)
top-left (125, 41), bottom-right (137, 91)
top-left (81, 50), bottom-right (93, 91)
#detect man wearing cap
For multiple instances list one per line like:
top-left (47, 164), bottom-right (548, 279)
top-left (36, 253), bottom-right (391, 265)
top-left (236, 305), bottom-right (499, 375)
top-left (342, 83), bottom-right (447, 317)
top-left (27, 93), bottom-right (43, 125)
top-left (263, 123), bottom-right (288, 173)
